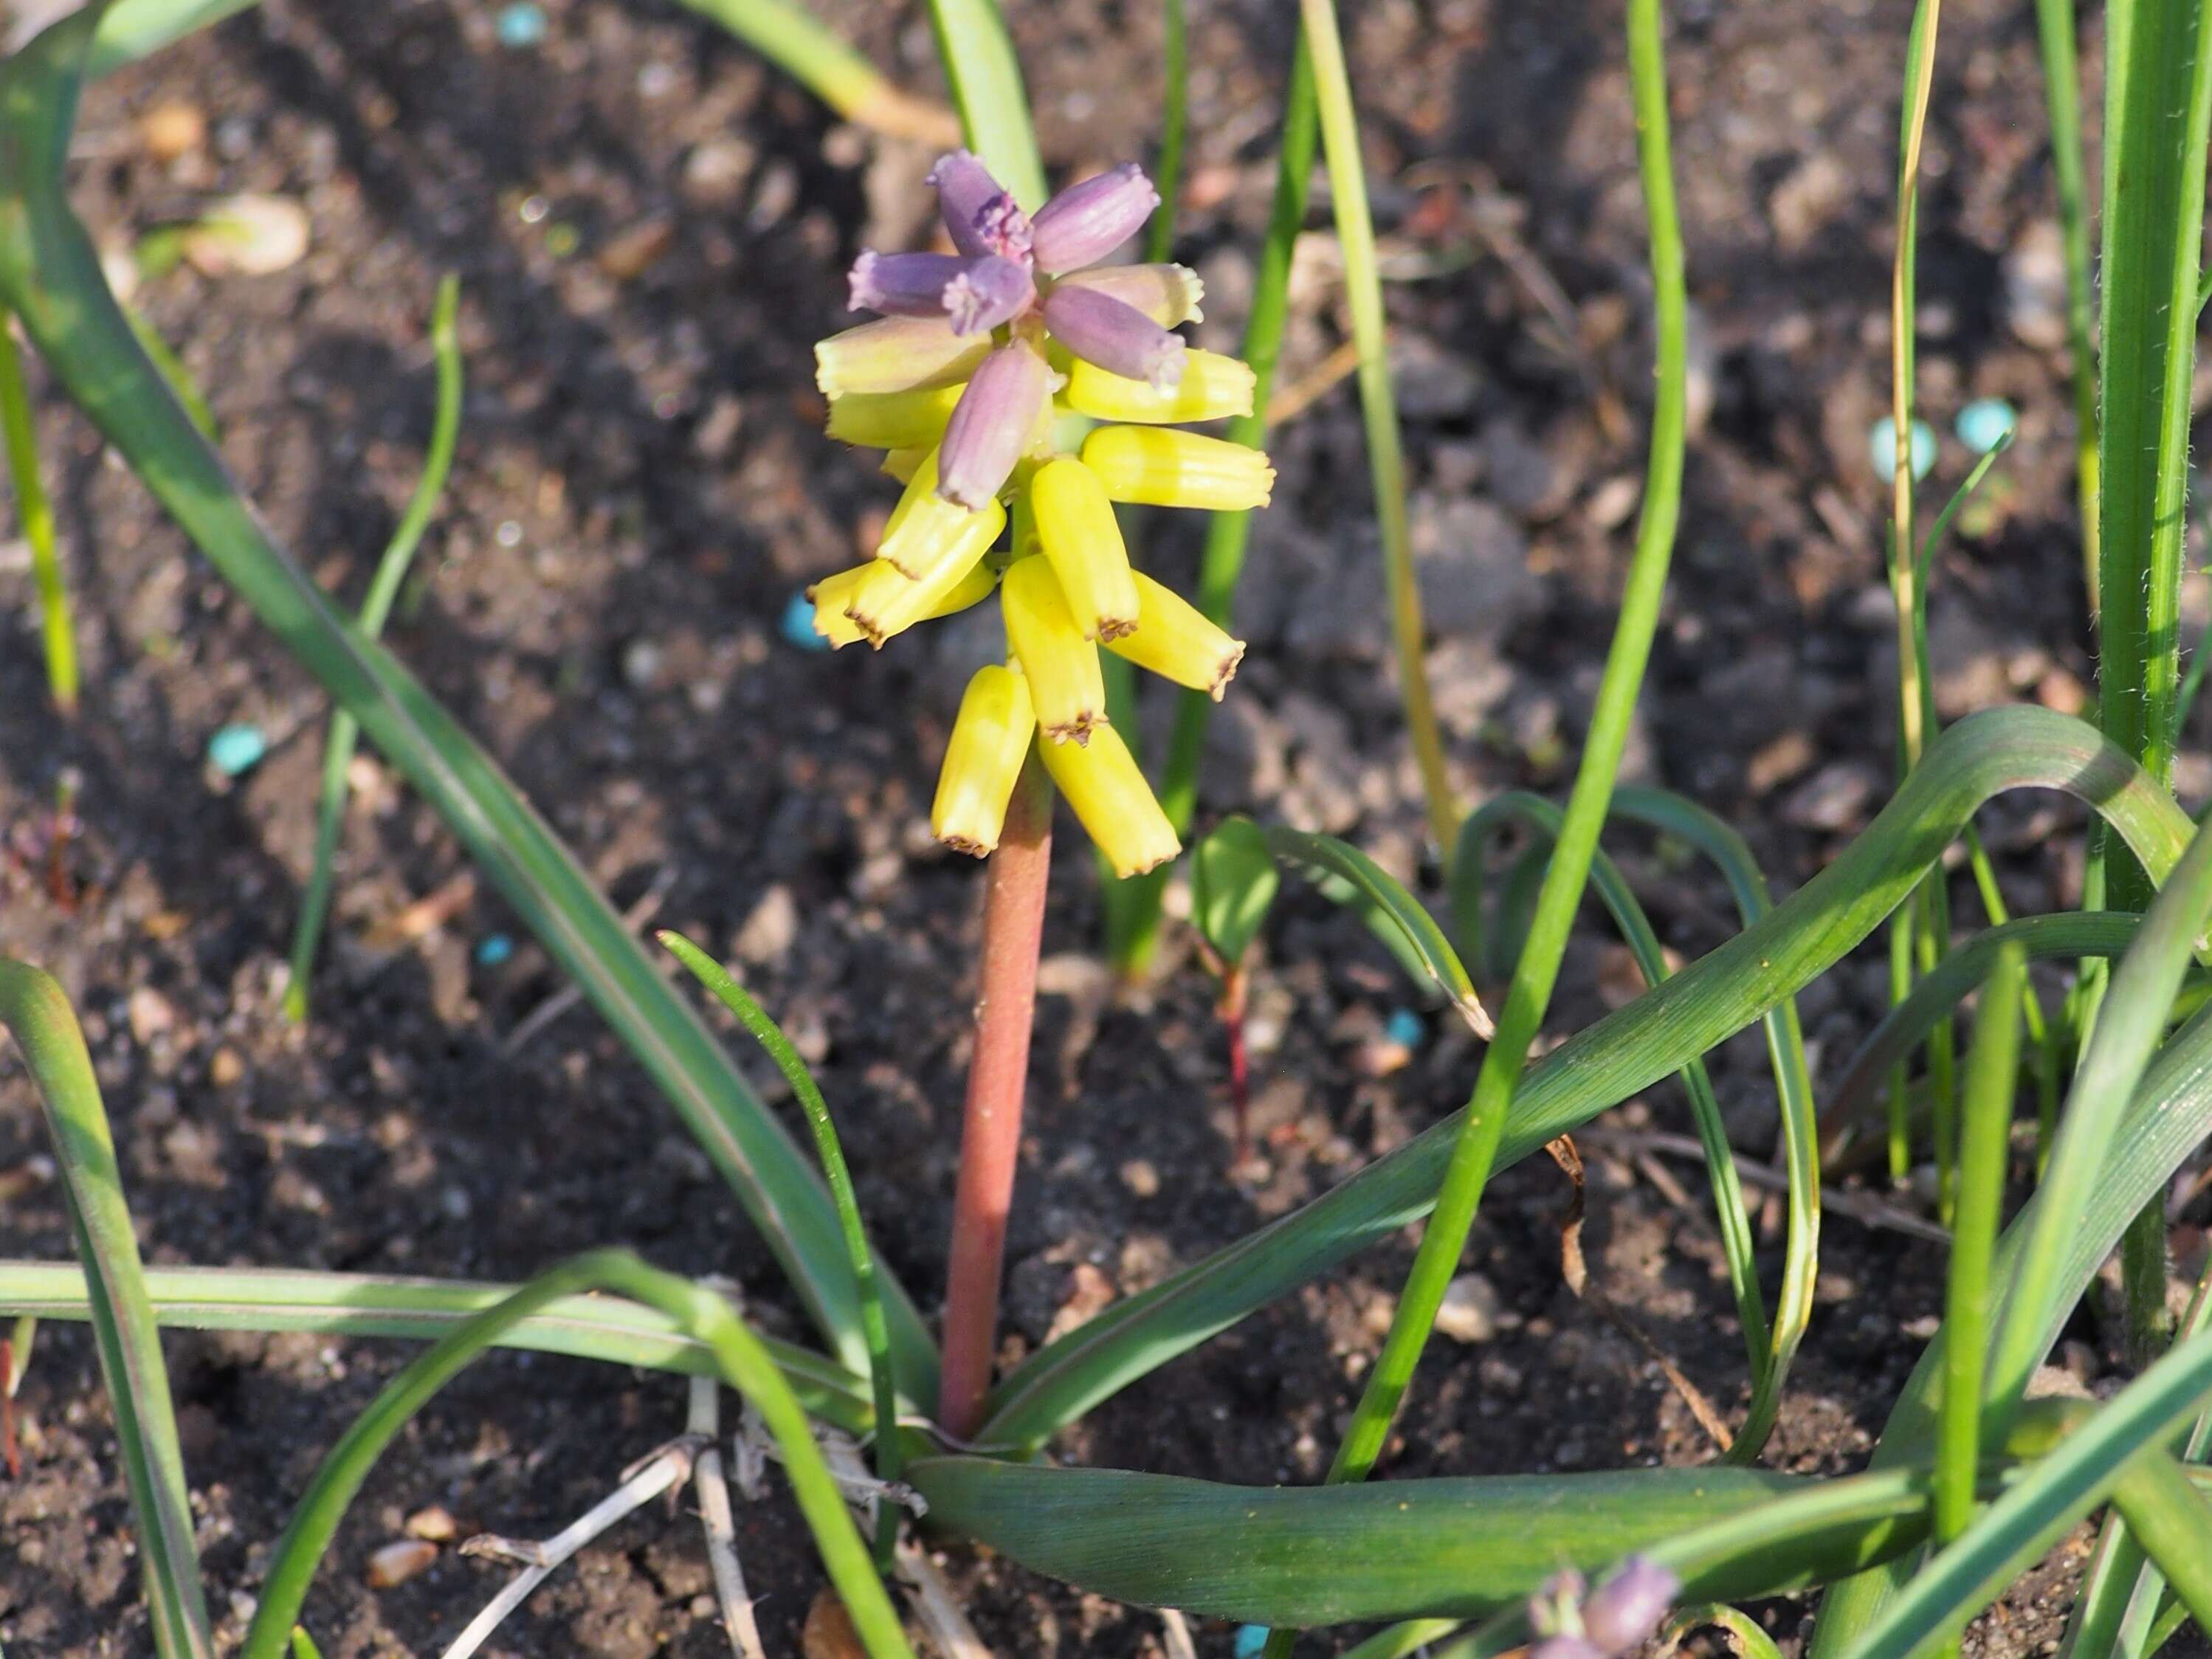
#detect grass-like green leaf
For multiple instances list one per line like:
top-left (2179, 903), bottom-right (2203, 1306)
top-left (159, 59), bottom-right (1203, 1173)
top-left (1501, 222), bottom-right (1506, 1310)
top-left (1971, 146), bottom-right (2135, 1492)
top-left (81, 0), bottom-right (258, 77)
top-left (909, 1456), bottom-right (1939, 1627)
top-left (670, 0), bottom-right (959, 144)
top-left (1257, 823), bottom-right (1489, 1033)
top-left (0, 1260), bottom-right (881, 1435)
top-left (1114, 35), bottom-right (1317, 976)
top-left (1843, 1335), bottom-right (2212, 1656)
top-left (285, 274), bottom-right (464, 1024)
top-left (1453, 790), bottom-right (1773, 1422)
top-left (923, 0), bottom-right (1047, 209)
top-left (657, 929), bottom-right (903, 1555)
top-left (0, 962), bottom-right (213, 1657)
top-left (982, 708), bottom-right (2194, 1447)
top-left (241, 1250), bottom-right (911, 1659)
top-left (1264, 9), bottom-right (1684, 1629)
top-left (2029, 0), bottom-right (2099, 598)
top-left (1819, 911), bottom-right (2140, 1160)
top-left (0, 310), bottom-right (75, 713)
top-left (0, 2), bottom-right (934, 1402)
top-left (1297, 0), bottom-right (1455, 855)
top-left (1934, 942), bottom-right (2025, 1545)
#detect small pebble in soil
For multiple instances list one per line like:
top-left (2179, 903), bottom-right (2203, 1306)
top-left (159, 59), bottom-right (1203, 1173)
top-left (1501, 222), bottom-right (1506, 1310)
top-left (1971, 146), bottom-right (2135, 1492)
top-left (365, 1537), bottom-right (438, 1589)
top-left (781, 590), bottom-right (833, 652)
top-left (494, 2), bottom-right (547, 48)
top-left (1867, 415), bottom-right (1937, 483)
top-left (1955, 396), bottom-right (2017, 455)
top-left (1234, 1627), bottom-right (1270, 1659)
top-left (475, 933), bottom-right (514, 968)
top-left (207, 722), bottom-right (268, 777)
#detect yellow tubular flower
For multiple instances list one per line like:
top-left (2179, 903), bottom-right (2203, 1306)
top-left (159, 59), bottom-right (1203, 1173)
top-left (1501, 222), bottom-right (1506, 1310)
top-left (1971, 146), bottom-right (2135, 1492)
top-left (1080, 426), bottom-right (1275, 511)
top-left (1064, 351), bottom-right (1256, 425)
top-left (844, 503), bottom-right (1006, 645)
top-left (878, 449), bottom-right (994, 582)
top-left (1038, 722), bottom-right (1180, 878)
top-left (827, 384), bottom-right (965, 449)
top-left (881, 446), bottom-right (927, 483)
top-left (815, 316), bottom-right (990, 398)
top-left (1106, 570), bottom-right (1247, 699)
top-left (808, 566), bottom-right (869, 648)
top-left (931, 666), bottom-right (1036, 857)
top-left (1002, 554), bottom-right (1107, 744)
top-left (1030, 457), bottom-right (1139, 641)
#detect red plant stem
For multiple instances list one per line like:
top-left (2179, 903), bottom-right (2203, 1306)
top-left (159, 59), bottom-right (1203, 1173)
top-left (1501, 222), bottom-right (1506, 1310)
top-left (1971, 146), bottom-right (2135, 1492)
top-left (2, 1337), bottom-right (17, 1478)
top-left (939, 754), bottom-right (1053, 1440)
top-left (1221, 965), bottom-right (1250, 1165)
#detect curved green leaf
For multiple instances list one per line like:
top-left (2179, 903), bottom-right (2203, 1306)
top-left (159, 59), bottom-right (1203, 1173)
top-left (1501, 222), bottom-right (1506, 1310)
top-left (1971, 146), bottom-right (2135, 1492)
top-left (1820, 911), bottom-right (2140, 1160)
top-left (241, 1251), bottom-right (912, 1659)
top-left (0, 962), bottom-right (213, 1656)
top-left (0, 1260), bottom-right (880, 1435)
top-left (1260, 824), bottom-right (1491, 1035)
top-left (981, 708), bottom-right (2194, 1447)
top-left (1191, 817), bottom-right (1280, 970)
top-left (1453, 790), bottom-right (1772, 1406)
top-left (923, 0), bottom-right (1047, 209)
top-left (0, 4), bottom-right (934, 1404)
top-left (909, 1456), bottom-right (1932, 1627)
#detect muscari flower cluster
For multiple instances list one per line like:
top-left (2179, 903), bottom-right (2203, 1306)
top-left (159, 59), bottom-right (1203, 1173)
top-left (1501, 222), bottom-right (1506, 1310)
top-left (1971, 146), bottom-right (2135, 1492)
top-left (807, 151), bottom-right (1273, 878)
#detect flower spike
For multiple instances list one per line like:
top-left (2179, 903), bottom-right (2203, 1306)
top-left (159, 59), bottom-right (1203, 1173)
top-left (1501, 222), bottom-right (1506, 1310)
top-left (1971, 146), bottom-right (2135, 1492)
top-left (1051, 262), bottom-right (1205, 328)
top-left (1002, 554), bottom-right (1107, 744)
top-left (847, 249), bottom-right (969, 316)
top-left (816, 314), bottom-right (990, 398)
top-left (1030, 456), bottom-right (1140, 641)
top-left (1065, 350), bottom-right (1255, 424)
top-left (937, 339), bottom-right (1054, 510)
top-left (843, 503), bottom-right (1005, 645)
top-left (1038, 722), bottom-right (1179, 877)
top-left (943, 254), bottom-right (1036, 336)
top-left (932, 665), bottom-right (1036, 857)
top-left (1030, 162), bottom-right (1160, 273)
top-left (1081, 424), bottom-right (1275, 510)
top-left (1106, 570), bottom-right (1245, 697)
top-left (1040, 284), bottom-right (1186, 390)
top-left (928, 151), bottom-right (1034, 262)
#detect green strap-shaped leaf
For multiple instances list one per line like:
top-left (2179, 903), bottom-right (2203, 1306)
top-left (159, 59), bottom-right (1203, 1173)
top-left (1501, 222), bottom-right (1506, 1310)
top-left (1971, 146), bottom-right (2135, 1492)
top-left (1259, 824), bottom-right (1492, 1035)
top-left (924, 0), bottom-right (1048, 209)
top-left (240, 1252), bottom-right (912, 1659)
top-left (1191, 818), bottom-right (1280, 970)
top-left (981, 708), bottom-right (2194, 1446)
top-left (0, 3), bottom-right (935, 1404)
top-left (0, 962), bottom-right (214, 1657)
top-left (0, 1259), bottom-right (881, 1435)
top-left (908, 1456), bottom-right (1926, 1627)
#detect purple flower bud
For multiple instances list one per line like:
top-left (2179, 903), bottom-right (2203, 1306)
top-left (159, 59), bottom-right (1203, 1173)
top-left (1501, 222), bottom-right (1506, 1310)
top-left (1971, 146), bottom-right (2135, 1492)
top-left (1030, 162), bottom-right (1161, 272)
top-left (1042, 283), bottom-right (1186, 390)
top-left (936, 339), bottom-right (1052, 509)
top-left (928, 150), bottom-right (1035, 262)
top-left (1579, 1559), bottom-right (1680, 1655)
top-left (849, 249), bottom-right (970, 317)
top-left (944, 254), bottom-right (1037, 335)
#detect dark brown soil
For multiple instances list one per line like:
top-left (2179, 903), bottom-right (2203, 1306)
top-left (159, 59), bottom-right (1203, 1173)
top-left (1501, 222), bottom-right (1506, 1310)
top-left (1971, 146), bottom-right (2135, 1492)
top-left (1, 0), bottom-right (2202, 1655)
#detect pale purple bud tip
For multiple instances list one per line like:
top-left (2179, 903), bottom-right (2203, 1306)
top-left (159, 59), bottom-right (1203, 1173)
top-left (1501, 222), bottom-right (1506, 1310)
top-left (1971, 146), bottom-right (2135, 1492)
top-left (1041, 283), bottom-right (1185, 390)
top-left (1030, 162), bottom-right (1160, 273)
top-left (944, 254), bottom-right (1036, 336)
top-left (937, 340), bottom-right (1051, 509)
top-left (929, 150), bottom-right (1034, 261)
top-left (850, 249), bottom-right (970, 317)
top-left (1579, 1559), bottom-right (1680, 1655)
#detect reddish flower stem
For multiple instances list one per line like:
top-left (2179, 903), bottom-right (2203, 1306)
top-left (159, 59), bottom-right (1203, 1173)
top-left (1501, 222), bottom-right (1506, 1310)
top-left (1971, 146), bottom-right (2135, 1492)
top-left (939, 753), bottom-right (1053, 1439)
top-left (1220, 964), bottom-right (1250, 1166)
